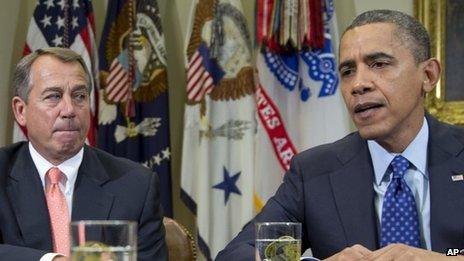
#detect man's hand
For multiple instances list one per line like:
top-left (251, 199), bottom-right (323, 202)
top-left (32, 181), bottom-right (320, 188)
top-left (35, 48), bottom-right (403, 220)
top-left (371, 243), bottom-right (464, 261)
top-left (324, 244), bottom-right (373, 260)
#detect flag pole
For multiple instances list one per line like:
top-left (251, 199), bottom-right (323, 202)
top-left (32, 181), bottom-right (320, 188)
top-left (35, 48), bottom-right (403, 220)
top-left (126, 0), bottom-right (136, 118)
top-left (63, 0), bottom-right (69, 48)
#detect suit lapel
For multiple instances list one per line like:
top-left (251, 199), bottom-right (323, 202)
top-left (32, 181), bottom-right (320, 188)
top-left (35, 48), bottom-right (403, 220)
top-left (329, 135), bottom-right (378, 250)
top-left (427, 117), bottom-right (464, 252)
top-left (72, 147), bottom-right (114, 221)
top-left (327, 116), bottom-right (464, 251)
top-left (6, 144), bottom-right (53, 250)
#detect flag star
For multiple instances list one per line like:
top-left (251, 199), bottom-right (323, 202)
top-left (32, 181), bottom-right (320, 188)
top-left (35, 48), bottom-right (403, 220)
top-left (52, 35), bottom-right (63, 46)
top-left (44, 0), bottom-right (54, 9)
top-left (73, 0), bottom-right (80, 9)
top-left (57, 0), bottom-right (66, 10)
top-left (212, 167), bottom-right (242, 205)
top-left (162, 148), bottom-right (170, 159)
top-left (56, 15), bottom-right (65, 30)
top-left (154, 154), bottom-right (162, 165)
top-left (71, 16), bottom-right (79, 29)
top-left (40, 15), bottom-right (52, 28)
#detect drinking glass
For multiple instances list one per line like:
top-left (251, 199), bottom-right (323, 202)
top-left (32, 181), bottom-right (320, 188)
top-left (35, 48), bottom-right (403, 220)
top-left (70, 220), bottom-right (137, 261)
top-left (255, 222), bottom-right (302, 261)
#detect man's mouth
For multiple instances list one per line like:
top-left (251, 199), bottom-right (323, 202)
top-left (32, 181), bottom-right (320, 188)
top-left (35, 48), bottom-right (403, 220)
top-left (353, 102), bottom-right (384, 114)
top-left (54, 129), bottom-right (80, 135)
top-left (55, 129), bottom-right (78, 132)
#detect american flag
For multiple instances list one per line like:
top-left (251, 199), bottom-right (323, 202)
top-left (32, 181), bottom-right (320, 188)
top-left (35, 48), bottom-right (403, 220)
top-left (186, 42), bottom-right (224, 103)
top-left (14, 0), bottom-right (99, 145)
top-left (106, 56), bottom-right (130, 103)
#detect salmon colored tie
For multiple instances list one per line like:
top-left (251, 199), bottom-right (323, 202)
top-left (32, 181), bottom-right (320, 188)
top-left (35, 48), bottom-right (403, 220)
top-left (45, 167), bottom-right (70, 256)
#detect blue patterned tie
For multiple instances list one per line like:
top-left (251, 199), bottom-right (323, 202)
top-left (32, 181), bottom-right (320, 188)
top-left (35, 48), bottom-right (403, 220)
top-left (380, 155), bottom-right (421, 248)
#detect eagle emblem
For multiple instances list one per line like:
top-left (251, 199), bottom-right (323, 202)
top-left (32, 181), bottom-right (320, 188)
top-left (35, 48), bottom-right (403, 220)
top-left (185, 0), bottom-right (255, 115)
top-left (100, 0), bottom-right (168, 122)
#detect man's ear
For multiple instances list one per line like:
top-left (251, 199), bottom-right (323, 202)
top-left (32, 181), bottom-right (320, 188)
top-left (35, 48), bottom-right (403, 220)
top-left (421, 58), bottom-right (441, 93)
top-left (12, 96), bottom-right (27, 127)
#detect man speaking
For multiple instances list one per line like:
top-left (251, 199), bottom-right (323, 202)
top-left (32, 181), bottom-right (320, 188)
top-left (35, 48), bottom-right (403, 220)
top-left (218, 10), bottom-right (464, 261)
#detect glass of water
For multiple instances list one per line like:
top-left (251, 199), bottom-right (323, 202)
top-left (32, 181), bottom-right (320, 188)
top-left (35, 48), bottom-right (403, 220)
top-left (70, 220), bottom-right (137, 261)
top-left (255, 222), bottom-right (302, 261)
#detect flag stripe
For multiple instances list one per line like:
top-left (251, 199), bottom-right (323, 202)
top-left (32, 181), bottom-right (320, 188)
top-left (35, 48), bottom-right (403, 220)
top-left (187, 62), bottom-right (205, 88)
top-left (112, 84), bottom-right (129, 102)
top-left (106, 62), bottom-right (129, 100)
top-left (191, 71), bottom-right (213, 101)
top-left (255, 83), bottom-right (297, 171)
top-left (198, 235), bottom-right (213, 261)
top-left (180, 188), bottom-right (197, 214)
top-left (187, 51), bottom-right (201, 68)
top-left (108, 79), bottom-right (129, 101)
top-left (190, 70), bottom-right (209, 98)
top-left (106, 64), bottom-right (125, 87)
top-left (107, 79), bottom-right (128, 100)
top-left (187, 71), bottom-right (207, 97)
top-left (187, 54), bottom-right (203, 79)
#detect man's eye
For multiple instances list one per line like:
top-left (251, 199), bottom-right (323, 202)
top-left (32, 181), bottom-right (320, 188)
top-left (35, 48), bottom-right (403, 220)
top-left (340, 68), bottom-right (355, 77)
top-left (45, 94), bottom-right (61, 101)
top-left (370, 61), bottom-right (388, 69)
top-left (73, 92), bottom-right (88, 102)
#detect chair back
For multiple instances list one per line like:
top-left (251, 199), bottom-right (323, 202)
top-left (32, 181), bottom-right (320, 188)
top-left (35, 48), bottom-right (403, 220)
top-left (163, 217), bottom-right (196, 260)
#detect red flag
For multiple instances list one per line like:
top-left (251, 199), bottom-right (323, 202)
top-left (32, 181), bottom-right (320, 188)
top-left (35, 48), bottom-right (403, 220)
top-left (256, 0), bottom-right (325, 51)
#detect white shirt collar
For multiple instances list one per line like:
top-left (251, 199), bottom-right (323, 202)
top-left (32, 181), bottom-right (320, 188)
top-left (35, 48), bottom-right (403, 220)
top-left (368, 117), bottom-right (429, 186)
top-left (28, 142), bottom-right (83, 194)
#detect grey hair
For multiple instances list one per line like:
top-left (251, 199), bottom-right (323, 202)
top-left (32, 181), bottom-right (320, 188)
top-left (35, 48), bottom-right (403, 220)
top-left (13, 47), bottom-right (92, 102)
top-left (344, 9), bottom-right (431, 63)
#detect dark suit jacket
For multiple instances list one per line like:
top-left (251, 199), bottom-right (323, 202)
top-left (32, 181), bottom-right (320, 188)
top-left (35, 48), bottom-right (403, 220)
top-left (217, 116), bottom-right (464, 260)
top-left (0, 142), bottom-right (167, 261)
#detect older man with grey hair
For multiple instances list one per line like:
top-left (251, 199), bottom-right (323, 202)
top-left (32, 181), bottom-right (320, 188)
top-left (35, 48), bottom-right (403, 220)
top-left (0, 48), bottom-right (167, 261)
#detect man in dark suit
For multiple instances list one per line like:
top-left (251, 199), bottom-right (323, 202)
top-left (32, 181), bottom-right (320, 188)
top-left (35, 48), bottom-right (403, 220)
top-left (0, 48), bottom-right (167, 260)
top-left (218, 10), bottom-right (464, 261)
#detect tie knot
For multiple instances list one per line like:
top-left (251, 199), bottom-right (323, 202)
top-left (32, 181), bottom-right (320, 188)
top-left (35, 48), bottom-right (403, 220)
top-left (390, 155), bottom-right (409, 178)
top-left (47, 167), bottom-right (63, 184)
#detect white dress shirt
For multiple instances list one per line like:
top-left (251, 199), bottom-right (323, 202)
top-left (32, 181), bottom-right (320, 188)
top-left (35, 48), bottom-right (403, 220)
top-left (28, 142), bottom-right (83, 261)
top-left (368, 117), bottom-right (431, 250)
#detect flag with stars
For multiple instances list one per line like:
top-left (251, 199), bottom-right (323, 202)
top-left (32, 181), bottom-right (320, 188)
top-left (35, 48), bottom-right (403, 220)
top-left (97, 0), bottom-right (172, 216)
top-left (14, 0), bottom-right (99, 145)
top-left (180, 0), bottom-right (256, 259)
top-left (254, 0), bottom-right (351, 207)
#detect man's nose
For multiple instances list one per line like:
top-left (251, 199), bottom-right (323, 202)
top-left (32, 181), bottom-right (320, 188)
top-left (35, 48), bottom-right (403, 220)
top-left (60, 95), bottom-right (76, 118)
top-left (351, 67), bottom-right (374, 95)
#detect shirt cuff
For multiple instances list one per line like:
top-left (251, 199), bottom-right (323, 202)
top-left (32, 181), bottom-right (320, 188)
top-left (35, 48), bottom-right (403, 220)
top-left (40, 253), bottom-right (62, 261)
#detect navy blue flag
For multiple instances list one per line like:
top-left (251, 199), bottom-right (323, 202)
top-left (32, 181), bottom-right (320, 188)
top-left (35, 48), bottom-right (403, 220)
top-left (98, 0), bottom-right (172, 216)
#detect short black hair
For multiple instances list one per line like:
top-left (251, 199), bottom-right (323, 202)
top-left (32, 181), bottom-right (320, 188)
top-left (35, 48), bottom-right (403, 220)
top-left (344, 9), bottom-right (431, 63)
